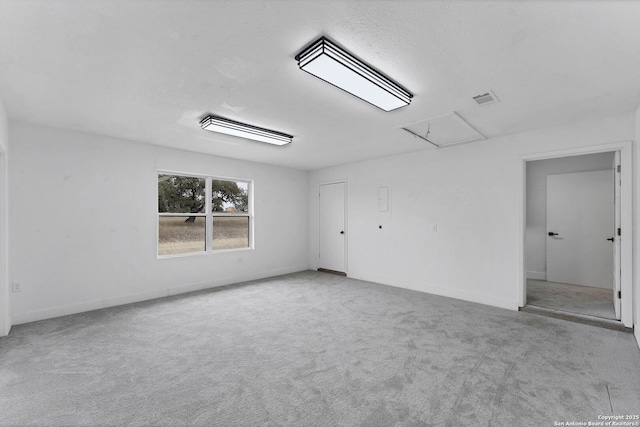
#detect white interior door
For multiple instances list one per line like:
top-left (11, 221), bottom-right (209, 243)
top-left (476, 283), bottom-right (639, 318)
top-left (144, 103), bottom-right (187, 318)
top-left (546, 170), bottom-right (614, 289)
top-left (319, 182), bottom-right (346, 273)
top-left (612, 152), bottom-right (621, 319)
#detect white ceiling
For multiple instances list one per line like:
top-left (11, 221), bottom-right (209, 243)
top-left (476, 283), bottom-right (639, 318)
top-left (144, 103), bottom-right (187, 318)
top-left (1, 1), bottom-right (639, 170)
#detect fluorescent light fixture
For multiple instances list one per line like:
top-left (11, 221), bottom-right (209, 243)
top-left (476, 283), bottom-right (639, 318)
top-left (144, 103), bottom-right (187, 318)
top-left (200, 115), bottom-right (293, 146)
top-left (296, 36), bottom-right (412, 111)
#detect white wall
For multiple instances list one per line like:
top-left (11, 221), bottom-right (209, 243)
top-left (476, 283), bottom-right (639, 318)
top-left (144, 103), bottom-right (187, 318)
top-left (9, 122), bottom-right (309, 324)
top-left (526, 152), bottom-right (614, 283)
top-left (309, 112), bottom-right (636, 312)
top-left (0, 97), bottom-right (9, 336)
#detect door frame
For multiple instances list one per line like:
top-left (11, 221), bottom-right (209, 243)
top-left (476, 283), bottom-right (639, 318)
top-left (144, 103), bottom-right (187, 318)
top-left (0, 149), bottom-right (9, 337)
top-left (519, 141), bottom-right (633, 328)
top-left (318, 180), bottom-right (347, 275)
top-left (613, 151), bottom-right (622, 319)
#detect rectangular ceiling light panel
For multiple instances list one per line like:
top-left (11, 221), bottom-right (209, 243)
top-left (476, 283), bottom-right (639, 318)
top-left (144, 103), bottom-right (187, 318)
top-left (200, 115), bottom-right (293, 146)
top-left (296, 37), bottom-right (412, 111)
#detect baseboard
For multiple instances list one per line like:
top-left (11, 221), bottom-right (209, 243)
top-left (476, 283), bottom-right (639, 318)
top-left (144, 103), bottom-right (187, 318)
top-left (347, 272), bottom-right (519, 312)
top-left (635, 327), bottom-right (640, 351)
top-left (11, 265), bottom-right (309, 325)
top-left (526, 271), bottom-right (547, 280)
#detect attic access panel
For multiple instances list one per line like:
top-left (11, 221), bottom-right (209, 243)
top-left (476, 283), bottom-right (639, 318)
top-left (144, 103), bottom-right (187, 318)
top-left (402, 112), bottom-right (485, 148)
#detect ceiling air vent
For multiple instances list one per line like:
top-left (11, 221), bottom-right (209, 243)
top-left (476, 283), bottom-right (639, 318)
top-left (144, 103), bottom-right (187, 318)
top-left (472, 90), bottom-right (499, 106)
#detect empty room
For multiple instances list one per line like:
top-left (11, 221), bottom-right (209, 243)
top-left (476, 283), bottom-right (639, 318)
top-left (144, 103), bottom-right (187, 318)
top-left (1, 1), bottom-right (639, 426)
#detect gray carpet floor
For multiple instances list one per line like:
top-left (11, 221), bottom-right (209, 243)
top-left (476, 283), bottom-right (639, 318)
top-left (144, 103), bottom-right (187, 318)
top-left (1, 271), bottom-right (639, 426)
top-left (527, 279), bottom-right (616, 320)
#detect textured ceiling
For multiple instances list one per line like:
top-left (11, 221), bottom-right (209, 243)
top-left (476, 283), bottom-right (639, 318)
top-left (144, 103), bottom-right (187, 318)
top-left (1, 1), bottom-right (639, 170)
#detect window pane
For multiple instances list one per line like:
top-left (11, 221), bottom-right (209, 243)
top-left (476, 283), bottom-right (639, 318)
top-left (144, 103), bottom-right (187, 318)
top-left (213, 217), bottom-right (249, 250)
top-left (158, 216), bottom-right (205, 255)
top-left (158, 175), bottom-right (206, 214)
top-left (212, 179), bottom-right (249, 213)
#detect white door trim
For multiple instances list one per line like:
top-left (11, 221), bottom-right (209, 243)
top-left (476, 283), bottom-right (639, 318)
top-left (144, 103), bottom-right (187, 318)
top-left (0, 150), bottom-right (9, 337)
top-left (318, 179), bottom-right (347, 274)
top-left (519, 141), bottom-right (633, 328)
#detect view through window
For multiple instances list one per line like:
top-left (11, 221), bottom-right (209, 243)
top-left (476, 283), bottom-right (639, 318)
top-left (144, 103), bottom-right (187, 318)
top-left (158, 174), bottom-right (251, 256)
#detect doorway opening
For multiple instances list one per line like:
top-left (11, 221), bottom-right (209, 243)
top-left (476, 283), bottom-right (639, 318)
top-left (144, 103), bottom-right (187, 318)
top-left (521, 145), bottom-right (632, 329)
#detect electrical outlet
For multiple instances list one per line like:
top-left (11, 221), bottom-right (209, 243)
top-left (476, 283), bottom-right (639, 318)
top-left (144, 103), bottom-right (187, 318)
top-left (12, 282), bottom-right (21, 292)
top-left (432, 224), bottom-right (438, 232)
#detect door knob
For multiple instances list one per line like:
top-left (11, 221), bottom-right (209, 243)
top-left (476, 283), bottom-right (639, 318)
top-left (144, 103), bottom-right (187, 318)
top-left (340, 231), bottom-right (344, 234)
top-left (548, 232), bottom-right (559, 236)
top-left (607, 237), bottom-right (615, 242)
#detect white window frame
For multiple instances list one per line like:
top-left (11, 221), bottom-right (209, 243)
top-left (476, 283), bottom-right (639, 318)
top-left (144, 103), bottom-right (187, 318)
top-left (157, 171), bottom-right (254, 258)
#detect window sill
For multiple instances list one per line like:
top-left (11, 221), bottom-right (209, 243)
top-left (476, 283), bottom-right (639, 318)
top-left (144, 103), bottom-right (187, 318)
top-left (157, 247), bottom-right (253, 259)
